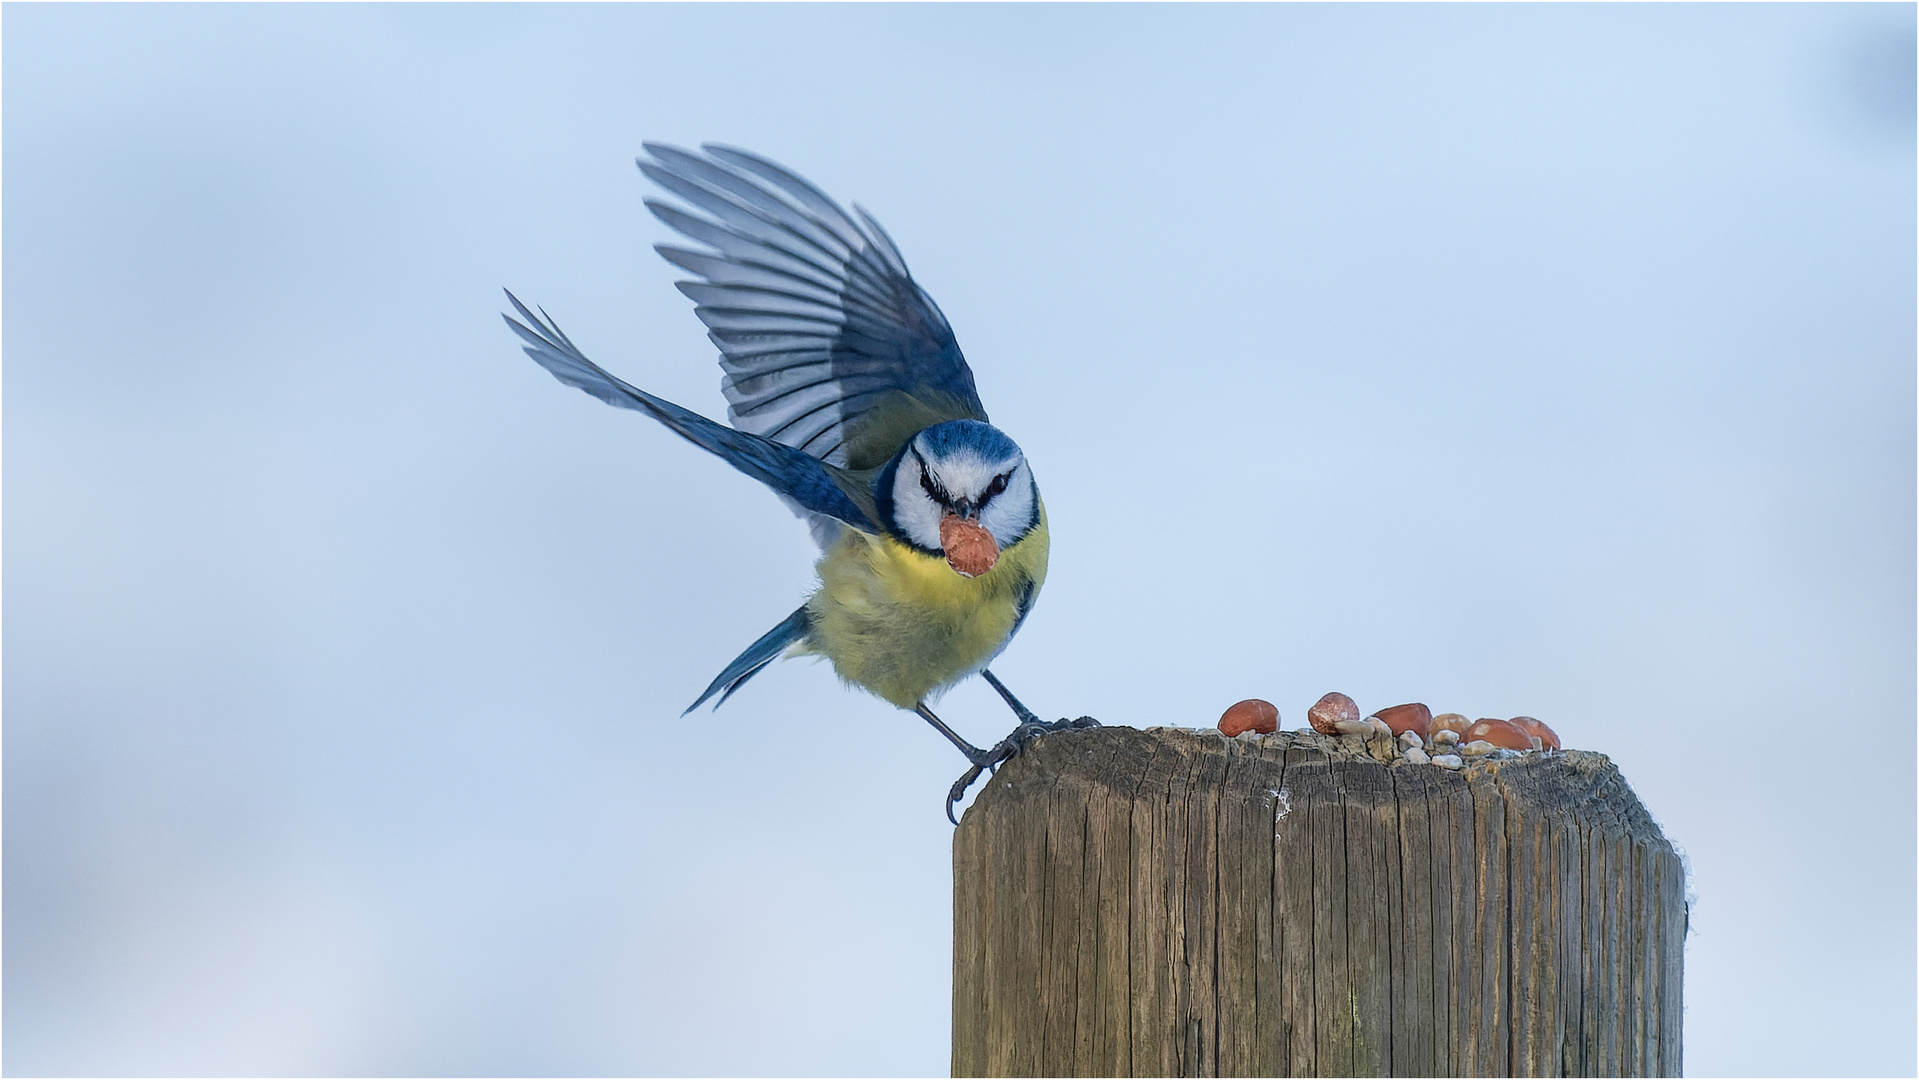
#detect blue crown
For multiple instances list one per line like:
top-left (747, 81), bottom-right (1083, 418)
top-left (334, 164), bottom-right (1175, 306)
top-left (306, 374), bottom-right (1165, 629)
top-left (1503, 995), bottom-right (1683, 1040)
top-left (916, 419), bottom-right (1022, 463)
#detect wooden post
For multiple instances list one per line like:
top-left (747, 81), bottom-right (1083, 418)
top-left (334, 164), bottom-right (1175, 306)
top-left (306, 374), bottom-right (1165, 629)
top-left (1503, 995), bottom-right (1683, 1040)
top-left (952, 726), bottom-right (1685, 1078)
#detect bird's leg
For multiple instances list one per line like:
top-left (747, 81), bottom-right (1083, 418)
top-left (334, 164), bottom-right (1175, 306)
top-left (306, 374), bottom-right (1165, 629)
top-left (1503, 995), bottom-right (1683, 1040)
top-left (936, 676), bottom-right (1104, 824)
top-left (980, 668), bottom-right (1101, 741)
top-left (917, 702), bottom-right (1003, 826)
top-left (915, 701), bottom-right (992, 764)
top-left (980, 669), bottom-right (1040, 725)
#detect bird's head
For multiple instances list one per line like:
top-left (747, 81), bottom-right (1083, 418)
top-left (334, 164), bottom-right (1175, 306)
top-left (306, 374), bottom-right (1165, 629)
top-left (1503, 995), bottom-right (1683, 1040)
top-left (881, 420), bottom-right (1038, 578)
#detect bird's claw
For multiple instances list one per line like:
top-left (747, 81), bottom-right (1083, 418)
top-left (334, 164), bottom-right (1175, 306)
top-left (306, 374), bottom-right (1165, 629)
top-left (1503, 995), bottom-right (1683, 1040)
top-left (945, 765), bottom-right (987, 825)
top-left (945, 716), bottom-right (1103, 824)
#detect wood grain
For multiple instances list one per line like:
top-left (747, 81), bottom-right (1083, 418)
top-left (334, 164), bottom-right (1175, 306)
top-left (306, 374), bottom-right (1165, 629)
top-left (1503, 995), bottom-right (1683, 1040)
top-left (952, 726), bottom-right (1686, 1078)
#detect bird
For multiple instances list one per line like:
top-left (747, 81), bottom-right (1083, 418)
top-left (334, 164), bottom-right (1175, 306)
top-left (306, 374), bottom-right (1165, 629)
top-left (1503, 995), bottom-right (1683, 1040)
top-left (503, 143), bottom-right (1096, 821)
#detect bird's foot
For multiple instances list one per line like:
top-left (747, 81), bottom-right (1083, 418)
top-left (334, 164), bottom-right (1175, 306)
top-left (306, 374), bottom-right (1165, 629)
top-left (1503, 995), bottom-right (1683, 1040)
top-left (945, 716), bottom-right (1103, 824)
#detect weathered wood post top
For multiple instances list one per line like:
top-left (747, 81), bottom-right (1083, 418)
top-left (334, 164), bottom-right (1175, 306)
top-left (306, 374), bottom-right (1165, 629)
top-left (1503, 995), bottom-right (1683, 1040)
top-left (952, 725), bottom-right (1685, 1078)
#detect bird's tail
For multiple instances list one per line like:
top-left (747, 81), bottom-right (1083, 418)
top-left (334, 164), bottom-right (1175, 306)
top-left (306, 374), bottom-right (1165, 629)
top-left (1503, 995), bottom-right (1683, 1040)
top-left (683, 604), bottom-right (813, 715)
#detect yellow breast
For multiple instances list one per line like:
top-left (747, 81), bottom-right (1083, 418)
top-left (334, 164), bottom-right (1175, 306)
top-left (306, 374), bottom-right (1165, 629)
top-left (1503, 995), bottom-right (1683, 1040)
top-left (802, 504), bottom-right (1049, 708)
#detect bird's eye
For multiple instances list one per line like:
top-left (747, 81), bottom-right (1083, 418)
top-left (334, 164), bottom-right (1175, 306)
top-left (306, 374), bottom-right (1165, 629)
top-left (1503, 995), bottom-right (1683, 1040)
top-left (982, 471), bottom-right (1010, 502)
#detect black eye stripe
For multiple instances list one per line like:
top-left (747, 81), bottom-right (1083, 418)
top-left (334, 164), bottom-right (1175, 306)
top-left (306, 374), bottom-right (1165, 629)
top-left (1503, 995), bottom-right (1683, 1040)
top-left (911, 451), bottom-right (1021, 512)
top-left (913, 450), bottom-right (952, 508)
top-left (920, 468), bottom-right (946, 506)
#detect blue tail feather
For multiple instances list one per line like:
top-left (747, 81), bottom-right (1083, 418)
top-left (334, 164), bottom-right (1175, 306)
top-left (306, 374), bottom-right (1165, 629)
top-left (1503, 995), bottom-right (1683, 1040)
top-left (684, 605), bottom-right (812, 715)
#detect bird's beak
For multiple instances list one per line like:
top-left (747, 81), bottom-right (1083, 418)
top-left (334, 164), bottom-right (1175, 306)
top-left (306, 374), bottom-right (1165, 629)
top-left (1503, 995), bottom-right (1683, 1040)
top-left (939, 512), bottom-right (999, 578)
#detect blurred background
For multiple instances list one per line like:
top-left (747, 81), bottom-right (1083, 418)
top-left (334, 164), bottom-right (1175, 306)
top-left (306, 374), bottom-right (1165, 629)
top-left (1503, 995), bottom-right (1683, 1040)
top-left (5, 4), bottom-right (1912, 1076)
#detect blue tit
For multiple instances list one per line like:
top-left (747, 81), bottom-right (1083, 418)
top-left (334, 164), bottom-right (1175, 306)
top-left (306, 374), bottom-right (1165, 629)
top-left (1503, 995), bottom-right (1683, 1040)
top-left (504, 143), bottom-right (1095, 819)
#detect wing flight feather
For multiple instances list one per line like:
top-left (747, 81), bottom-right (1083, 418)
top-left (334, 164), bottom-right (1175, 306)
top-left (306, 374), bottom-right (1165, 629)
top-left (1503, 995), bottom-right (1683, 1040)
top-left (641, 143), bottom-right (987, 470)
top-left (502, 291), bottom-right (879, 533)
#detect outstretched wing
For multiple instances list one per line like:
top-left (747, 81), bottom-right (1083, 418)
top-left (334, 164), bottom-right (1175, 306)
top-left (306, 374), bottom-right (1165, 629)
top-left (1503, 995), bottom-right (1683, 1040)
top-left (503, 291), bottom-right (880, 533)
top-left (641, 143), bottom-right (988, 471)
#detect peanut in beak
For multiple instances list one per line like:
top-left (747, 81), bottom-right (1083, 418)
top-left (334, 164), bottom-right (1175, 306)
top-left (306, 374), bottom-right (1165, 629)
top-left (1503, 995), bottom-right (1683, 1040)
top-left (939, 513), bottom-right (999, 577)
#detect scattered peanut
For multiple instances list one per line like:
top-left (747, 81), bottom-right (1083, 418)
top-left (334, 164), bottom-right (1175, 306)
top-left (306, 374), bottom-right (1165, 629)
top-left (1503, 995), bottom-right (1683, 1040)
top-left (1218, 698), bottom-right (1279, 737)
top-left (1465, 718), bottom-right (1532, 752)
top-left (1510, 716), bottom-right (1560, 751)
top-left (1308, 692), bottom-right (1359, 735)
top-left (1293, 696), bottom-right (1565, 769)
top-left (1374, 703), bottom-right (1433, 741)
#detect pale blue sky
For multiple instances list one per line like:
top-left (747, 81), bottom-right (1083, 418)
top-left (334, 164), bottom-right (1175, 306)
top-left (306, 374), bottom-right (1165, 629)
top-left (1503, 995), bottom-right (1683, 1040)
top-left (5, 4), bottom-right (1914, 1076)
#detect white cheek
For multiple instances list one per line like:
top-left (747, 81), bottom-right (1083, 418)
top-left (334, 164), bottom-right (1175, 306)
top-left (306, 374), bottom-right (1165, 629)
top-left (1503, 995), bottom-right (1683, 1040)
top-left (980, 463), bottom-right (1036, 548)
top-left (891, 461), bottom-right (946, 550)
